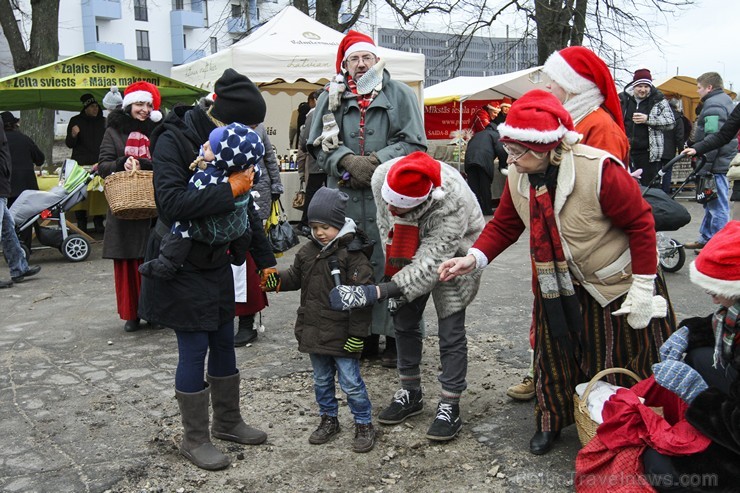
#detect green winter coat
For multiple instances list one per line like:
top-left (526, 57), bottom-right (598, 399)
top-left (307, 70), bottom-right (427, 336)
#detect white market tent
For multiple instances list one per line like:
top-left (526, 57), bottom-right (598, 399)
top-left (423, 67), bottom-right (547, 134)
top-left (171, 6), bottom-right (425, 154)
top-left (171, 6), bottom-right (425, 98)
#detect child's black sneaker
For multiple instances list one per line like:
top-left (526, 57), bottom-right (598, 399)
top-left (378, 388), bottom-right (423, 424)
top-left (308, 415), bottom-right (340, 444)
top-left (425, 403), bottom-right (462, 441)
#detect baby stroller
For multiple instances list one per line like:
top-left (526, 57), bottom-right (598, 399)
top-left (641, 154), bottom-right (695, 273)
top-left (9, 159), bottom-right (93, 262)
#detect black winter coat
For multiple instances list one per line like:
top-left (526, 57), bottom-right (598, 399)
top-left (97, 109), bottom-right (158, 260)
top-left (279, 228), bottom-right (374, 358)
top-left (138, 104), bottom-right (276, 332)
top-left (0, 126), bottom-right (11, 198)
top-left (464, 123), bottom-right (508, 178)
top-left (65, 111), bottom-right (106, 166)
top-left (5, 128), bottom-right (44, 199)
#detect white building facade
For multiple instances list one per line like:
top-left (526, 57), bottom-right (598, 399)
top-left (1, 0), bottom-right (287, 78)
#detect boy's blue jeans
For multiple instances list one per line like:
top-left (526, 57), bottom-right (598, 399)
top-left (698, 173), bottom-right (729, 243)
top-left (309, 353), bottom-right (372, 424)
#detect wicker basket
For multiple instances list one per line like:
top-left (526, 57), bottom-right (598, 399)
top-left (104, 170), bottom-right (157, 220)
top-left (573, 368), bottom-right (642, 447)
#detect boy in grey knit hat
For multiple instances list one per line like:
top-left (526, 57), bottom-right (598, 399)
top-left (262, 186), bottom-right (378, 452)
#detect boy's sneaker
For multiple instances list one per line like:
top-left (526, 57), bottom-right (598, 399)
top-left (308, 415), bottom-right (340, 444)
top-left (352, 423), bottom-right (376, 453)
top-left (378, 388), bottom-right (423, 424)
top-left (425, 403), bottom-right (462, 441)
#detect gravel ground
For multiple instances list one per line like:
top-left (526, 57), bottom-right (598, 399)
top-left (0, 179), bottom-right (715, 492)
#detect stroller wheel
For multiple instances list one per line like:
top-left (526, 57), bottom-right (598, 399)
top-left (21, 243), bottom-right (31, 260)
top-left (61, 234), bottom-right (90, 262)
top-left (659, 242), bottom-right (685, 273)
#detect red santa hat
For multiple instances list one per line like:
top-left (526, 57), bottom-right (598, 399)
top-left (335, 30), bottom-right (378, 73)
top-left (542, 46), bottom-right (625, 131)
top-left (690, 221), bottom-right (740, 299)
top-left (122, 81), bottom-right (162, 122)
top-left (498, 89), bottom-right (581, 153)
top-left (382, 152), bottom-right (445, 208)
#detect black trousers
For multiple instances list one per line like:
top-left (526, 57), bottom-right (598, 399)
top-left (466, 167), bottom-right (493, 215)
top-left (299, 172), bottom-right (327, 226)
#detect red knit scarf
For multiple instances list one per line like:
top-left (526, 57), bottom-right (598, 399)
top-left (529, 179), bottom-right (583, 346)
top-left (125, 131), bottom-right (151, 159)
top-left (346, 75), bottom-right (375, 155)
top-left (384, 216), bottom-right (419, 277)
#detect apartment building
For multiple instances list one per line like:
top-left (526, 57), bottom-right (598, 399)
top-left (378, 28), bottom-right (537, 86)
top-left (1, 0), bottom-right (285, 78)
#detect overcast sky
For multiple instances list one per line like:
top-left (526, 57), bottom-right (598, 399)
top-left (366, 0), bottom-right (738, 95)
top-left (624, 0), bottom-right (738, 93)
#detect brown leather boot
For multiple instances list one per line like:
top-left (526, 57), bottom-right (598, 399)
top-left (175, 385), bottom-right (230, 470)
top-left (207, 371), bottom-right (267, 445)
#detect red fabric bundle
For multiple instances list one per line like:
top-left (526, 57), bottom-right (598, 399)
top-left (575, 376), bottom-right (711, 493)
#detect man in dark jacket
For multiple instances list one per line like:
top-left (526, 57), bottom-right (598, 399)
top-left (139, 69), bottom-right (277, 471)
top-left (620, 68), bottom-right (675, 185)
top-left (464, 122), bottom-right (508, 215)
top-left (65, 93), bottom-right (106, 234)
top-left (0, 119), bottom-right (41, 289)
top-left (2, 111), bottom-right (44, 251)
top-left (682, 72), bottom-right (737, 250)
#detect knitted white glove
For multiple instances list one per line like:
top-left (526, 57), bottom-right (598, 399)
top-left (328, 75), bottom-right (344, 112)
top-left (613, 274), bottom-right (667, 329)
top-left (313, 113), bottom-right (341, 153)
top-left (355, 59), bottom-right (385, 95)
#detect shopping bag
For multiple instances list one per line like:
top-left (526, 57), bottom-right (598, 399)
top-left (695, 173), bottom-right (718, 204)
top-left (264, 199), bottom-right (299, 256)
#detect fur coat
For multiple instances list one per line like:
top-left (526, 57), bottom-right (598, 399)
top-left (371, 158), bottom-right (485, 319)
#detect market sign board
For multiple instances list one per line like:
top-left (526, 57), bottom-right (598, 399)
top-left (0, 51), bottom-right (206, 111)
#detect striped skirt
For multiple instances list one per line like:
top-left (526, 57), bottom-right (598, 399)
top-left (532, 272), bottom-right (676, 432)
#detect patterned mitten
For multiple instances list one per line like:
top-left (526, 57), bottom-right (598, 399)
top-left (659, 326), bottom-right (690, 362)
top-left (343, 337), bottom-right (364, 353)
top-left (260, 268), bottom-right (281, 292)
top-left (329, 285), bottom-right (378, 311)
top-left (313, 113), bottom-right (341, 153)
top-left (652, 360), bottom-right (709, 403)
top-left (613, 274), bottom-right (667, 329)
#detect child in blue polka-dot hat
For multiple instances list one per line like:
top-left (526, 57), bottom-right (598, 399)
top-left (139, 123), bottom-right (265, 279)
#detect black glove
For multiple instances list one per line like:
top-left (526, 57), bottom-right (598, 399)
top-left (271, 193), bottom-right (281, 202)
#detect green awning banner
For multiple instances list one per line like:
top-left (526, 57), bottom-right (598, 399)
top-left (0, 51), bottom-right (207, 111)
